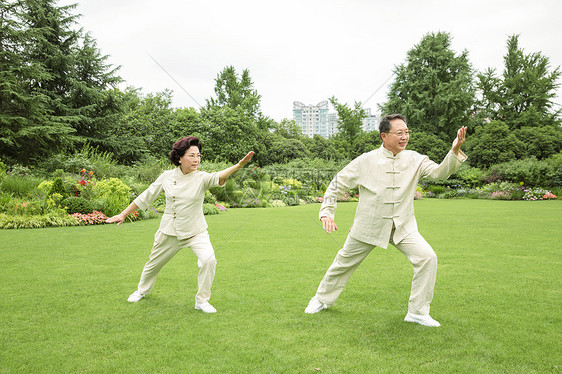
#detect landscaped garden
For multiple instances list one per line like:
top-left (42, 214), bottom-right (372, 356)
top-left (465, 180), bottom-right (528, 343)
top-left (0, 147), bottom-right (560, 229)
top-left (1, 200), bottom-right (560, 373)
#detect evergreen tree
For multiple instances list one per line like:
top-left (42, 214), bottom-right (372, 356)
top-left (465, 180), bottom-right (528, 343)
top-left (380, 32), bottom-right (476, 141)
top-left (0, 0), bottom-right (74, 162)
top-left (0, 0), bottom-right (123, 162)
top-left (477, 34), bottom-right (561, 130)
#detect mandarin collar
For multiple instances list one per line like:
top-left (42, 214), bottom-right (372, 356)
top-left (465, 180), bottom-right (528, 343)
top-left (380, 145), bottom-right (402, 158)
top-left (175, 167), bottom-right (197, 177)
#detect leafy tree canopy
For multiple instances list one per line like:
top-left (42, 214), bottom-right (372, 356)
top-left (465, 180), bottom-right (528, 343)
top-left (380, 31), bottom-right (476, 141)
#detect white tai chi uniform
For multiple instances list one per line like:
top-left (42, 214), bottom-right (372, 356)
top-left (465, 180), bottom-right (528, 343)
top-left (133, 168), bottom-right (224, 303)
top-left (315, 145), bottom-right (467, 315)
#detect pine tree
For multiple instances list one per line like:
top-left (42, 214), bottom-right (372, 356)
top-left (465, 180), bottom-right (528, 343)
top-left (0, 0), bottom-right (74, 162)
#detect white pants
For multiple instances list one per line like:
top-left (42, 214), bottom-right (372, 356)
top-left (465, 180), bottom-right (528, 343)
top-left (315, 231), bottom-right (437, 315)
top-left (136, 230), bottom-right (217, 303)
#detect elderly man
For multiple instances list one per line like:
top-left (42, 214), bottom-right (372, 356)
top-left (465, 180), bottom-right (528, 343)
top-left (304, 114), bottom-right (467, 327)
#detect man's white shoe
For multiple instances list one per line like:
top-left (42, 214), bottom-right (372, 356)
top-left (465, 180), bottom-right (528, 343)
top-left (304, 297), bottom-right (328, 314)
top-left (127, 291), bottom-right (145, 302)
top-left (404, 312), bottom-right (441, 327)
top-left (195, 302), bottom-right (217, 313)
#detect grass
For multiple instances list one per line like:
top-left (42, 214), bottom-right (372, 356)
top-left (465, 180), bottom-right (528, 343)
top-left (1, 200), bottom-right (561, 373)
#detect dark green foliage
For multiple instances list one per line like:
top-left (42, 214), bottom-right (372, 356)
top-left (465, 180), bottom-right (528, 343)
top-left (379, 32), bottom-right (476, 141)
top-left (205, 66), bottom-right (262, 119)
top-left (465, 121), bottom-right (526, 169)
top-left (451, 164), bottom-right (485, 187)
top-left (407, 131), bottom-right (450, 161)
top-left (61, 196), bottom-right (93, 214)
top-left (0, 0), bottom-right (122, 163)
top-left (199, 106), bottom-right (263, 164)
top-left (514, 126), bottom-right (562, 160)
top-left (256, 133), bottom-right (310, 165)
top-left (477, 35), bottom-right (561, 130)
top-left (490, 157), bottom-right (558, 187)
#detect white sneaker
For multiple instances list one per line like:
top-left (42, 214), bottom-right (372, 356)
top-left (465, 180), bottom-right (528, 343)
top-left (304, 297), bottom-right (328, 314)
top-left (404, 312), bottom-right (441, 327)
top-left (195, 302), bottom-right (217, 313)
top-left (127, 291), bottom-right (145, 302)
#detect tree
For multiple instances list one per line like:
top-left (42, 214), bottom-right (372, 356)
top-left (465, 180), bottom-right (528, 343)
top-left (199, 106), bottom-right (263, 163)
top-left (406, 131), bottom-right (449, 162)
top-left (329, 97), bottom-right (365, 142)
top-left (514, 126), bottom-right (562, 160)
top-left (66, 32), bottom-right (123, 151)
top-left (112, 89), bottom-right (177, 162)
top-left (465, 121), bottom-right (526, 169)
top-left (380, 32), bottom-right (476, 141)
top-left (257, 133), bottom-right (310, 165)
top-left (0, 0), bottom-right (75, 162)
top-left (303, 135), bottom-right (341, 161)
top-left (273, 118), bottom-right (303, 139)
top-left (205, 66), bottom-right (262, 119)
top-left (0, 0), bottom-right (123, 163)
top-left (478, 35), bottom-right (561, 130)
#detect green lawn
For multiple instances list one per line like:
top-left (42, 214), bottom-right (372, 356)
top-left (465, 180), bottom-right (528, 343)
top-left (1, 200), bottom-right (560, 373)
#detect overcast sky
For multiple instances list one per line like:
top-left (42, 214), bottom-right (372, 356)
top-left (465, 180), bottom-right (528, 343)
top-left (58, 0), bottom-right (562, 121)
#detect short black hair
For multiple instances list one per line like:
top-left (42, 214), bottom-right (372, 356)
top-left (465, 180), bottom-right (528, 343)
top-left (379, 114), bottom-right (407, 135)
top-left (169, 136), bottom-right (202, 166)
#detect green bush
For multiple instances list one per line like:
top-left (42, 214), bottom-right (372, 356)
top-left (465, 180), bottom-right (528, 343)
top-left (423, 185), bottom-right (447, 196)
top-left (452, 164), bottom-right (485, 187)
top-left (62, 197), bottom-right (94, 214)
top-left (202, 203), bottom-right (219, 215)
top-left (91, 178), bottom-right (131, 216)
top-left (37, 180), bottom-right (53, 196)
top-left (490, 157), bottom-right (556, 187)
top-left (49, 178), bottom-right (67, 197)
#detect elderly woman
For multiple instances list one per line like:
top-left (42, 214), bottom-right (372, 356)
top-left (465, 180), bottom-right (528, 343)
top-left (106, 136), bottom-right (253, 313)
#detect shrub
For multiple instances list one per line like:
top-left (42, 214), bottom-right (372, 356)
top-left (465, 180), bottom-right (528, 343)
top-left (204, 190), bottom-right (217, 204)
top-left (91, 178), bottom-right (131, 216)
top-left (8, 164), bottom-right (32, 177)
top-left (452, 164), bottom-right (485, 187)
top-left (490, 157), bottom-right (556, 187)
top-left (37, 180), bottom-right (54, 196)
top-left (424, 185), bottom-right (446, 196)
top-left (49, 178), bottom-right (67, 197)
top-left (202, 203), bottom-right (219, 215)
top-left (62, 197), bottom-right (95, 214)
top-left (127, 156), bottom-right (170, 184)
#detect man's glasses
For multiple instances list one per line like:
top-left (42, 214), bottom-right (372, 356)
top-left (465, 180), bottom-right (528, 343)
top-left (387, 130), bottom-right (412, 137)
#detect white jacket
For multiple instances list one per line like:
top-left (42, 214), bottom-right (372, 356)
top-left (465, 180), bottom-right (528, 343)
top-left (319, 145), bottom-right (467, 248)
top-left (134, 168), bottom-right (223, 240)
